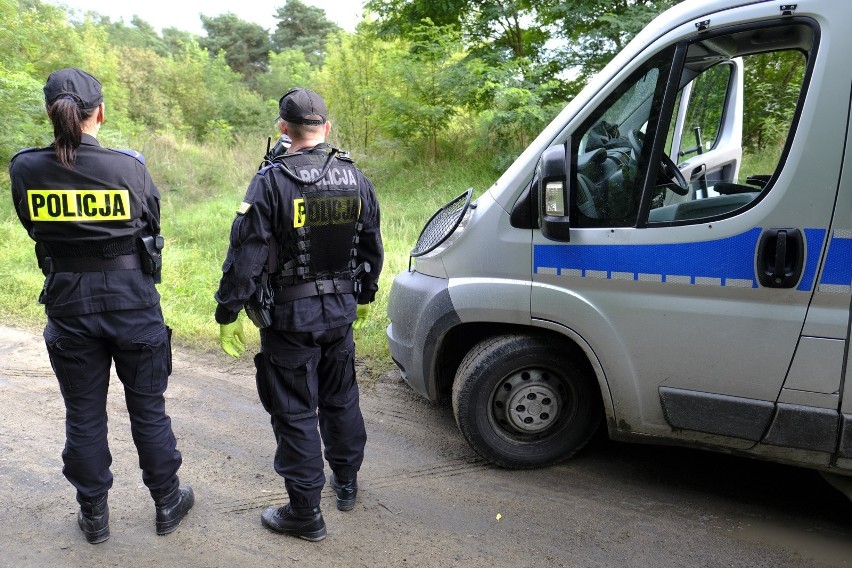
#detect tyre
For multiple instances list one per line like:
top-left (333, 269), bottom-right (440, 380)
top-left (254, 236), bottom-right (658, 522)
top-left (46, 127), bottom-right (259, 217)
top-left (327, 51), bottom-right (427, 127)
top-left (451, 334), bottom-right (602, 469)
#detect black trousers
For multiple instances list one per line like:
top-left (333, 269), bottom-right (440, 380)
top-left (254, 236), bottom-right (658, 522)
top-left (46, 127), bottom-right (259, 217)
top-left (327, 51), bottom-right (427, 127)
top-left (43, 306), bottom-right (181, 499)
top-left (256, 324), bottom-right (366, 509)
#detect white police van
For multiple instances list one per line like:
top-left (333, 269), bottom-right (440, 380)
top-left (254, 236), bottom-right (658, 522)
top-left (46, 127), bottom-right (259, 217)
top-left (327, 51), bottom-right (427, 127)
top-left (386, 0), bottom-right (852, 474)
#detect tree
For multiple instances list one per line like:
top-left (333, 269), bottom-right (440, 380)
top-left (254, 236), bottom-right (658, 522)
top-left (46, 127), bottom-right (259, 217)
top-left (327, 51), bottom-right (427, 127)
top-left (363, 0), bottom-right (467, 34)
top-left (742, 50), bottom-right (805, 151)
top-left (254, 49), bottom-right (315, 103)
top-left (540, 0), bottom-right (678, 80)
top-left (317, 29), bottom-right (403, 151)
top-left (272, 0), bottom-right (341, 67)
top-left (162, 27), bottom-right (198, 55)
top-left (0, 67), bottom-right (49, 162)
top-left (101, 15), bottom-right (169, 57)
top-left (162, 41), bottom-right (271, 140)
top-left (382, 22), bottom-right (468, 160)
top-left (200, 12), bottom-right (273, 79)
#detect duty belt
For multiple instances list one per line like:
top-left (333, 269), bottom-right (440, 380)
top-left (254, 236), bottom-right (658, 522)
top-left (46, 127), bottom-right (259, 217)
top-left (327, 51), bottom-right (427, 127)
top-left (48, 254), bottom-right (142, 273)
top-left (273, 278), bottom-right (356, 304)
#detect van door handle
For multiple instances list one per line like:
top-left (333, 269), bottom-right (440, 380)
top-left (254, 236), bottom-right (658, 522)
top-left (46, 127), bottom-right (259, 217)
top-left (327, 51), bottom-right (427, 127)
top-left (757, 228), bottom-right (804, 288)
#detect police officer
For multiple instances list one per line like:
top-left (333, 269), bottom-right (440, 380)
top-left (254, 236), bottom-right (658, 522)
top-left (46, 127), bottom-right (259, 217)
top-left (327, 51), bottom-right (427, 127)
top-left (214, 87), bottom-right (383, 541)
top-left (8, 68), bottom-right (194, 544)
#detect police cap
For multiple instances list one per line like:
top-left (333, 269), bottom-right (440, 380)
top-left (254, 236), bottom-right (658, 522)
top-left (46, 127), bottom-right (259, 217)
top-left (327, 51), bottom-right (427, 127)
top-left (278, 88), bottom-right (327, 125)
top-left (43, 68), bottom-right (103, 110)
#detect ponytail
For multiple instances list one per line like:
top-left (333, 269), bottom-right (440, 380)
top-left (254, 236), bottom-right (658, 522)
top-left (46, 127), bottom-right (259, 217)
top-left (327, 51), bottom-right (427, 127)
top-left (46, 96), bottom-right (95, 169)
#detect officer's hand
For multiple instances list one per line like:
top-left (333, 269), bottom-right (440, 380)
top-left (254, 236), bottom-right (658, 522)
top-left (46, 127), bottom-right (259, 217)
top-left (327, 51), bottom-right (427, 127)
top-left (352, 303), bottom-right (371, 330)
top-left (220, 320), bottom-right (247, 358)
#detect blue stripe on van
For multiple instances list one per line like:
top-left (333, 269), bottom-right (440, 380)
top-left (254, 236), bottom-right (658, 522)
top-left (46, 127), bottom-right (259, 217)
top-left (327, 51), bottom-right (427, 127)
top-left (534, 227), bottom-right (829, 292)
top-left (799, 227), bottom-right (825, 292)
top-left (819, 230), bottom-right (852, 290)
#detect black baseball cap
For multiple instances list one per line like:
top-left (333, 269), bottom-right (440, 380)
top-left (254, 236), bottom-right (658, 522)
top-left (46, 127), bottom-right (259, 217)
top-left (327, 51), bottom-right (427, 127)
top-left (278, 87), bottom-right (327, 125)
top-left (43, 68), bottom-right (103, 110)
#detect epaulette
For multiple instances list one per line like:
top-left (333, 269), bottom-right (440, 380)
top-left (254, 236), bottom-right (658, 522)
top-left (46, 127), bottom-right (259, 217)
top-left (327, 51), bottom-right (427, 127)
top-left (9, 147), bottom-right (43, 162)
top-left (258, 163), bottom-right (277, 175)
top-left (110, 148), bottom-right (146, 165)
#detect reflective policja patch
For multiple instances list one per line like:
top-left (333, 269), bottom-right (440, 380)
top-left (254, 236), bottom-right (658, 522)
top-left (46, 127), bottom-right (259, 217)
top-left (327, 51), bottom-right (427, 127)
top-left (27, 189), bottom-right (130, 221)
top-left (294, 198), bottom-right (306, 228)
top-left (237, 201), bottom-right (252, 215)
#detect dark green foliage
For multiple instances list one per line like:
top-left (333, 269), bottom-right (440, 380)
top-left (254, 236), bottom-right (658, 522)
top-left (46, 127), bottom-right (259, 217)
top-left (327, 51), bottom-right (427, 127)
top-left (200, 13), bottom-right (273, 79)
top-left (101, 15), bottom-right (171, 57)
top-left (541, 0), bottom-right (679, 80)
top-left (742, 50), bottom-right (805, 151)
top-left (272, 0), bottom-right (341, 67)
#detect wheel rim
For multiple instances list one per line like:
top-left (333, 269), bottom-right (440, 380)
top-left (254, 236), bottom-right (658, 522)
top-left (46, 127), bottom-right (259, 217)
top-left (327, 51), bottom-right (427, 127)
top-left (489, 367), bottom-right (574, 441)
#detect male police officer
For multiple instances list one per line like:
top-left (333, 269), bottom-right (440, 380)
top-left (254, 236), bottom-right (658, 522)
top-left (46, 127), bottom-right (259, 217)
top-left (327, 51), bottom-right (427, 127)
top-left (9, 68), bottom-right (193, 543)
top-left (214, 88), bottom-right (383, 541)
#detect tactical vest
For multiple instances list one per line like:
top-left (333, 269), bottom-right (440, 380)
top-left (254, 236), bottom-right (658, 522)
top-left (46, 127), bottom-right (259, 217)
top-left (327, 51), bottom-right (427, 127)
top-left (270, 147), bottom-right (363, 302)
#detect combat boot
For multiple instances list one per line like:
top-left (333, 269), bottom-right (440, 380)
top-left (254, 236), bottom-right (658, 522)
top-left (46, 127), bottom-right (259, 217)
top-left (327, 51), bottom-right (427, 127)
top-left (330, 473), bottom-right (358, 511)
top-left (76, 492), bottom-right (110, 544)
top-left (153, 484), bottom-right (194, 535)
top-left (261, 504), bottom-right (326, 541)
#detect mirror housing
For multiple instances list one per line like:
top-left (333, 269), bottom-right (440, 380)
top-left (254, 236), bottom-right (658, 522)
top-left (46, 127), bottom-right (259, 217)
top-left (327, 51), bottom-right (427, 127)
top-left (537, 141), bottom-right (572, 242)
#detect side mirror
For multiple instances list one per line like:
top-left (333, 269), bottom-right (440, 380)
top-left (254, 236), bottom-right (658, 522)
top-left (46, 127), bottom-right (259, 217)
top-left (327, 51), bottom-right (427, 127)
top-left (537, 141), bottom-right (572, 242)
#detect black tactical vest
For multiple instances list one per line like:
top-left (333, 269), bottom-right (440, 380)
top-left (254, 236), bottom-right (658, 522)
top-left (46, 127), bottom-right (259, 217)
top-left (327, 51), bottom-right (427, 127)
top-left (272, 148), bottom-right (362, 288)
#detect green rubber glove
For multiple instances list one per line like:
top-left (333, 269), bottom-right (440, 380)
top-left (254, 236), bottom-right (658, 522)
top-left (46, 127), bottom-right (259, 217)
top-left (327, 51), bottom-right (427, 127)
top-left (352, 303), bottom-right (370, 330)
top-left (219, 319), bottom-right (247, 358)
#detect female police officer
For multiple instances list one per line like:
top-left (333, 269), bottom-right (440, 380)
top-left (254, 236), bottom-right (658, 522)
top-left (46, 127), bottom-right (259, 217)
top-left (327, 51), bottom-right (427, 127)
top-left (8, 68), bottom-right (193, 543)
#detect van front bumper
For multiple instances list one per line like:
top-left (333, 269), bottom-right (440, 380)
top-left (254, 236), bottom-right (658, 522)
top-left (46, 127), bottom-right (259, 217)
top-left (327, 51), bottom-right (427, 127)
top-left (386, 270), bottom-right (460, 401)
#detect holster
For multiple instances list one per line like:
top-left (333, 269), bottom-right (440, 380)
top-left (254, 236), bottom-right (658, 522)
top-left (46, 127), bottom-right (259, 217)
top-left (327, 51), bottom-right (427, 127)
top-left (35, 242), bottom-right (50, 276)
top-left (245, 270), bottom-right (273, 329)
top-left (138, 235), bottom-right (165, 283)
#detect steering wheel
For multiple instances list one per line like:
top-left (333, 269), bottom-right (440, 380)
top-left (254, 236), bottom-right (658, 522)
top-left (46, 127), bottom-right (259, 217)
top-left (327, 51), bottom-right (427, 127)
top-left (628, 130), bottom-right (689, 196)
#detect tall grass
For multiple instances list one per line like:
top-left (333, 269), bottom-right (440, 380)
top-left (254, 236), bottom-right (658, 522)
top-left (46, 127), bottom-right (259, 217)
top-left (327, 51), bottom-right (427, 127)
top-left (0, 133), bottom-right (500, 374)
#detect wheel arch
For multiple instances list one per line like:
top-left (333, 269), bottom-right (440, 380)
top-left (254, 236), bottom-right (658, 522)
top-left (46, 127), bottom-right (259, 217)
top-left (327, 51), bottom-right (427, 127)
top-left (435, 321), bottom-right (616, 431)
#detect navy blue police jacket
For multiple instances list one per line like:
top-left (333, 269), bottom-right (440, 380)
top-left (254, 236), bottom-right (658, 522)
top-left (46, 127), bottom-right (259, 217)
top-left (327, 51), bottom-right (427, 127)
top-left (9, 134), bottom-right (161, 316)
top-left (214, 144), bottom-right (383, 332)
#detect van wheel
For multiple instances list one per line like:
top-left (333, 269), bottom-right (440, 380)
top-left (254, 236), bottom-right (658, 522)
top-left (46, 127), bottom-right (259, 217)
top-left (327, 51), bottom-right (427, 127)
top-left (452, 334), bottom-right (601, 469)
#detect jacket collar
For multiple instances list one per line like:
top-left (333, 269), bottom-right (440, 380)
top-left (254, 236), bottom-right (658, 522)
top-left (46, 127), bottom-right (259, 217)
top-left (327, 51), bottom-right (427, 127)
top-left (80, 133), bottom-right (101, 147)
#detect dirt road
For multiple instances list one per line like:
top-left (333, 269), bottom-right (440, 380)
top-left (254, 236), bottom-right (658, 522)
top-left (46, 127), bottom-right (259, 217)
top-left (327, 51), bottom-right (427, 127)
top-left (2, 324), bottom-right (852, 568)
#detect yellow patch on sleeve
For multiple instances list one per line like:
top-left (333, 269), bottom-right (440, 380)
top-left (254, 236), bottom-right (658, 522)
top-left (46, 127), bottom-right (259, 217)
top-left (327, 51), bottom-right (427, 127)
top-left (237, 201), bottom-right (252, 215)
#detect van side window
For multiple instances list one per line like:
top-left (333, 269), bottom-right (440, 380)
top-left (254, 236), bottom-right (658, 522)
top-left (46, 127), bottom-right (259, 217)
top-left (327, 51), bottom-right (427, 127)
top-left (647, 23), bottom-right (813, 224)
top-left (572, 50), bottom-right (673, 227)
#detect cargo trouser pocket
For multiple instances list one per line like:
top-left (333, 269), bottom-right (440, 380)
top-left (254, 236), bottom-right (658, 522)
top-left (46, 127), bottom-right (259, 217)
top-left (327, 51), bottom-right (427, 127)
top-left (255, 352), bottom-right (273, 414)
top-left (328, 348), bottom-right (356, 405)
top-left (118, 326), bottom-right (171, 394)
top-left (267, 350), bottom-right (318, 416)
top-left (43, 327), bottom-right (88, 392)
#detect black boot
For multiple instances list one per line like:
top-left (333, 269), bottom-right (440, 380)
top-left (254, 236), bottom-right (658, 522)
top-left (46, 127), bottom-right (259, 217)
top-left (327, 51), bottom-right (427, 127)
top-left (261, 504), bottom-right (326, 541)
top-left (330, 473), bottom-right (358, 511)
top-left (76, 493), bottom-right (110, 544)
top-left (154, 484), bottom-right (194, 535)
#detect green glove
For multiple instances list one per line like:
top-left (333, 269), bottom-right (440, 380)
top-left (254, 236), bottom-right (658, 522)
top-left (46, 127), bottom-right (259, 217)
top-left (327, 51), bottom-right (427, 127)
top-left (220, 319), bottom-right (247, 358)
top-left (352, 303), bottom-right (370, 330)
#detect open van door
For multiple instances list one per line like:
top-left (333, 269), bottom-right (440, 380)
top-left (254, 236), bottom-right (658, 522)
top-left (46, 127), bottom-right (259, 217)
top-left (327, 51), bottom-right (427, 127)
top-left (669, 58), bottom-right (744, 200)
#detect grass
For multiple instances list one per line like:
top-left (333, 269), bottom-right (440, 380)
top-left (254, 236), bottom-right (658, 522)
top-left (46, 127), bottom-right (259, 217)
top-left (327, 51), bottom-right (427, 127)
top-left (0, 133), bottom-right (500, 376)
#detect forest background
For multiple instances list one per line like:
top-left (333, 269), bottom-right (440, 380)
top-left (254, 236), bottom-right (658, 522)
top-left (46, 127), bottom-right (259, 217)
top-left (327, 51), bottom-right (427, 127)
top-left (0, 0), bottom-right (794, 370)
